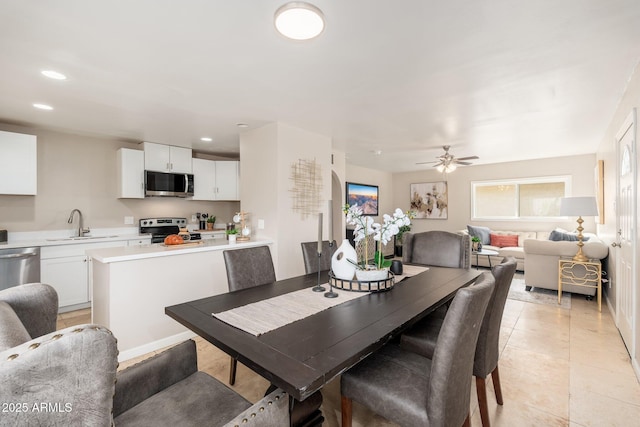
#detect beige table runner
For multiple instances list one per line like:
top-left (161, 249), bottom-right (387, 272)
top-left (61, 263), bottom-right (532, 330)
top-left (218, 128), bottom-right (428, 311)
top-left (213, 265), bottom-right (429, 336)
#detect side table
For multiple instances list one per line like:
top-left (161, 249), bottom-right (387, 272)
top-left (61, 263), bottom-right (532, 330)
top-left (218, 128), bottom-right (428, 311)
top-left (472, 249), bottom-right (499, 270)
top-left (558, 258), bottom-right (602, 312)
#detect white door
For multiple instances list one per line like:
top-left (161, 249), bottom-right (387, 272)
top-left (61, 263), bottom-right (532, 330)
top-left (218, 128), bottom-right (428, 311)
top-left (615, 109), bottom-right (636, 355)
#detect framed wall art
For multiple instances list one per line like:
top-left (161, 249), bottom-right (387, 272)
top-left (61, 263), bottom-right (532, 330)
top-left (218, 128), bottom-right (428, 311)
top-left (345, 182), bottom-right (378, 216)
top-left (410, 181), bottom-right (448, 219)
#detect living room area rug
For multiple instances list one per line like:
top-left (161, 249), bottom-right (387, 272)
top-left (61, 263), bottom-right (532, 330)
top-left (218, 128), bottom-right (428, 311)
top-left (507, 273), bottom-right (571, 309)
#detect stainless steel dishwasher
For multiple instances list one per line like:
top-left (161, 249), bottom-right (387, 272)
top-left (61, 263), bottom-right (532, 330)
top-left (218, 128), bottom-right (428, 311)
top-left (0, 247), bottom-right (40, 291)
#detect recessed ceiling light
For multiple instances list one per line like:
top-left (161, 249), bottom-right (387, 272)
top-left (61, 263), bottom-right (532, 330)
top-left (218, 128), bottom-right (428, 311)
top-left (200, 137), bottom-right (213, 142)
top-left (371, 150), bottom-right (382, 155)
top-left (33, 103), bottom-right (53, 110)
top-left (274, 2), bottom-right (325, 40)
top-left (41, 70), bottom-right (67, 80)
top-left (236, 123), bottom-right (249, 128)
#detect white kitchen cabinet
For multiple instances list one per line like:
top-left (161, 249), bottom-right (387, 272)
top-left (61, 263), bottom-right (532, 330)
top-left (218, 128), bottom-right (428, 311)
top-left (142, 141), bottom-right (192, 173)
top-left (41, 255), bottom-right (88, 309)
top-left (0, 130), bottom-right (37, 195)
top-left (41, 241), bottom-right (126, 312)
top-left (127, 237), bottom-right (151, 246)
top-left (117, 148), bottom-right (145, 198)
top-left (191, 158), bottom-right (239, 201)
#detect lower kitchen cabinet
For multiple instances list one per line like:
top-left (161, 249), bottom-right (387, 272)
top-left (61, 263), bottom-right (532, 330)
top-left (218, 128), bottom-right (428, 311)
top-left (41, 241), bottom-right (127, 312)
top-left (41, 255), bottom-right (89, 309)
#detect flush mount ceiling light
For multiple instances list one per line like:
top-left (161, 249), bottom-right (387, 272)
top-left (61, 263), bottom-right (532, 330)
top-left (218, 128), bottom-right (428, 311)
top-left (274, 2), bottom-right (325, 40)
top-left (41, 70), bottom-right (67, 80)
top-left (236, 123), bottom-right (249, 128)
top-left (200, 137), bottom-right (213, 142)
top-left (33, 103), bottom-right (53, 110)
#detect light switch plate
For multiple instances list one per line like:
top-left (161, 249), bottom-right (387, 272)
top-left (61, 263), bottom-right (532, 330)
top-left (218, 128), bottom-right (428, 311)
top-left (124, 216), bottom-right (134, 225)
top-left (191, 214), bottom-right (197, 222)
top-left (258, 219), bottom-right (265, 229)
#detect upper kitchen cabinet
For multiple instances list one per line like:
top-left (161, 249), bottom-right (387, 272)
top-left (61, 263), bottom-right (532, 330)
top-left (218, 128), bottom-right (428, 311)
top-left (117, 148), bottom-right (144, 198)
top-left (142, 141), bottom-right (192, 173)
top-left (0, 130), bottom-right (37, 195)
top-left (192, 158), bottom-right (240, 201)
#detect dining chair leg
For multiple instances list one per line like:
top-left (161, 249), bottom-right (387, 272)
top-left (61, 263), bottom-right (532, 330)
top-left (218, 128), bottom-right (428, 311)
top-left (476, 376), bottom-right (490, 427)
top-left (229, 356), bottom-right (237, 385)
top-left (491, 365), bottom-right (504, 405)
top-left (462, 413), bottom-right (471, 427)
top-left (341, 395), bottom-right (352, 427)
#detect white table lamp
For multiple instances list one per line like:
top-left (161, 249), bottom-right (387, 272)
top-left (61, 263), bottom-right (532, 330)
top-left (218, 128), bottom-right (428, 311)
top-left (559, 197), bottom-right (598, 262)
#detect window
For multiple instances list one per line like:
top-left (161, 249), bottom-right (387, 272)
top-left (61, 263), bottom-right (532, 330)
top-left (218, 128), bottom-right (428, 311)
top-left (472, 176), bottom-right (571, 220)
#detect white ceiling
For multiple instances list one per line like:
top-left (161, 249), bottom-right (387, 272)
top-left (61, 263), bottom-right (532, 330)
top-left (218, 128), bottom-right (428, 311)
top-left (1, 1), bottom-right (640, 173)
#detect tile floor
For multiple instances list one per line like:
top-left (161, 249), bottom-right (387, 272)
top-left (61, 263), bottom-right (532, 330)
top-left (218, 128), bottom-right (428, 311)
top-left (60, 280), bottom-right (640, 426)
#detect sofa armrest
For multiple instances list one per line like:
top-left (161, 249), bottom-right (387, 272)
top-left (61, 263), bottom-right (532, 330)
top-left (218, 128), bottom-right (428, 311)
top-left (223, 388), bottom-right (290, 427)
top-left (523, 239), bottom-right (608, 260)
top-left (0, 324), bottom-right (117, 426)
top-left (0, 283), bottom-right (58, 339)
top-left (113, 340), bottom-right (198, 417)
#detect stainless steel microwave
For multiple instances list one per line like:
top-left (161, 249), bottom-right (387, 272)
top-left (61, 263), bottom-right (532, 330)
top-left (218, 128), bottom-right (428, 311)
top-left (145, 170), bottom-right (194, 197)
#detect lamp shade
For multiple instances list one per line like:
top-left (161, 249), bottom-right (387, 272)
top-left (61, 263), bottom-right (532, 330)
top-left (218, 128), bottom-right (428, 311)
top-left (559, 197), bottom-right (598, 217)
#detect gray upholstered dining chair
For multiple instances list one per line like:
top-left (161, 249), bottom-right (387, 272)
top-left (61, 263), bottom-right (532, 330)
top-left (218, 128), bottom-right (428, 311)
top-left (223, 246), bottom-right (276, 385)
top-left (301, 240), bottom-right (336, 274)
top-left (0, 283), bottom-right (290, 426)
top-left (400, 257), bottom-right (517, 427)
top-left (340, 272), bottom-right (495, 427)
top-left (403, 231), bottom-right (471, 269)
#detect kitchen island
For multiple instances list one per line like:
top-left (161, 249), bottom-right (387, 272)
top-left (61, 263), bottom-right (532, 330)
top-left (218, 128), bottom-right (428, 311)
top-left (88, 238), bottom-right (273, 361)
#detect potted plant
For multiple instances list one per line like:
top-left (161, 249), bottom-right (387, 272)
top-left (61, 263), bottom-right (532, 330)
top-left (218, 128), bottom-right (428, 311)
top-left (343, 204), bottom-right (411, 280)
top-left (226, 228), bottom-right (238, 243)
top-left (394, 224), bottom-right (412, 257)
top-left (471, 236), bottom-right (482, 251)
top-left (206, 215), bottom-right (216, 231)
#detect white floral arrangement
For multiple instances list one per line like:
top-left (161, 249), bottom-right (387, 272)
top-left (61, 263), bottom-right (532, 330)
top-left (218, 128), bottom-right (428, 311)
top-left (344, 204), bottom-right (411, 270)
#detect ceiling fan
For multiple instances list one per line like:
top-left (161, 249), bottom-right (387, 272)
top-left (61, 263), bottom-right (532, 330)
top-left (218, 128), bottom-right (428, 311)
top-left (416, 145), bottom-right (479, 173)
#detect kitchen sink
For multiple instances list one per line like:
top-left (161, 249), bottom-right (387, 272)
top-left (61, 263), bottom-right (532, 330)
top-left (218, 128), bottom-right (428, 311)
top-left (45, 235), bottom-right (119, 242)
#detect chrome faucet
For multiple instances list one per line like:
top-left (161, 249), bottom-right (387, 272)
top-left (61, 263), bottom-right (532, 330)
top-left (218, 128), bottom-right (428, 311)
top-left (68, 209), bottom-right (90, 237)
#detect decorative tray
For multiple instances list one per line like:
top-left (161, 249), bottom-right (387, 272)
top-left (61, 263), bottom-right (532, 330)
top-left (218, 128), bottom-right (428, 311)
top-left (162, 241), bottom-right (204, 248)
top-left (328, 271), bottom-right (395, 292)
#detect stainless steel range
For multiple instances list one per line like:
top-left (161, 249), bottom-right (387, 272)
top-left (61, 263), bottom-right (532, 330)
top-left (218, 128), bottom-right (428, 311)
top-left (139, 217), bottom-right (201, 243)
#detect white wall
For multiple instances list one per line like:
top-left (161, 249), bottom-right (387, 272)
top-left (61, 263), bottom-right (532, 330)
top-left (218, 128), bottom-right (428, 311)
top-left (240, 122), bottom-right (332, 279)
top-left (0, 123), bottom-right (239, 233)
top-left (391, 154), bottom-right (597, 234)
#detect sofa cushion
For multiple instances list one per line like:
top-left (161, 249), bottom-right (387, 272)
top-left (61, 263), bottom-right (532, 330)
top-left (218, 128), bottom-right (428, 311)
top-left (0, 301), bottom-right (31, 351)
top-left (549, 229), bottom-right (590, 242)
top-left (490, 233), bottom-right (519, 248)
top-left (467, 225), bottom-right (491, 245)
top-left (498, 246), bottom-right (525, 259)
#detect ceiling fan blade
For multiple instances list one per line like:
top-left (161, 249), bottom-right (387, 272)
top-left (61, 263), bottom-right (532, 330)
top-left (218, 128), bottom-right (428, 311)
top-left (455, 156), bottom-right (479, 161)
top-left (415, 160), bottom-right (440, 165)
top-left (455, 161), bottom-right (473, 166)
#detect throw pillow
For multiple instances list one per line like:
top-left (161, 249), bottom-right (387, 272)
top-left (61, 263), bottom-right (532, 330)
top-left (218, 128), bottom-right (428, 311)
top-left (548, 229), bottom-right (590, 242)
top-left (490, 233), bottom-right (519, 248)
top-left (467, 225), bottom-right (491, 245)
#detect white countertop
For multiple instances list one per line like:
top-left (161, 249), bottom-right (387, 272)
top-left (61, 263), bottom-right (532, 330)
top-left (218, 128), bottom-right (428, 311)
top-left (0, 229), bottom-right (151, 249)
top-left (88, 238), bottom-right (273, 263)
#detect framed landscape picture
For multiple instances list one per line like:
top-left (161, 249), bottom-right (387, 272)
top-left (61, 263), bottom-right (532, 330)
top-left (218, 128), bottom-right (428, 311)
top-left (410, 181), bottom-right (448, 219)
top-left (346, 182), bottom-right (378, 216)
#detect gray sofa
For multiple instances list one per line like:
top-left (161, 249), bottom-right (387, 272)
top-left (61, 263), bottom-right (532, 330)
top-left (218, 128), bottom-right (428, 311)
top-left (0, 283), bottom-right (290, 426)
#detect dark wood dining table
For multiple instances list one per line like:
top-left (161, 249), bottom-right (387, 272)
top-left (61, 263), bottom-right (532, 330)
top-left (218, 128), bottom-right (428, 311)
top-left (165, 266), bottom-right (480, 402)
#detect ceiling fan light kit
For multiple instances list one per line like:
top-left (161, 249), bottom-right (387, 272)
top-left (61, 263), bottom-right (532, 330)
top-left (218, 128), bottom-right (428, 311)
top-left (417, 145), bottom-right (479, 173)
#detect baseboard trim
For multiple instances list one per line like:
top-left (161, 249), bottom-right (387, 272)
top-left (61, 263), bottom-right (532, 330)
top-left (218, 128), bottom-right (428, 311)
top-left (118, 331), bottom-right (197, 362)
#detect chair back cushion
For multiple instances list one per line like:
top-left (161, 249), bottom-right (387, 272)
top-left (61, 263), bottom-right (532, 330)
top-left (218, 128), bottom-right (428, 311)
top-left (301, 240), bottom-right (336, 274)
top-left (0, 283), bottom-right (58, 339)
top-left (223, 246), bottom-right (276, 291)
top-left (428, 272), bottom-right (494, 427)
top-left (403, 231), bottom-right (471, 268)
top-left (0, 301), bottom-right (31, 351)
top-left (474, 257), bottom-right (517, 378)
top-left (0, 324), bottom-right (118, 426)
